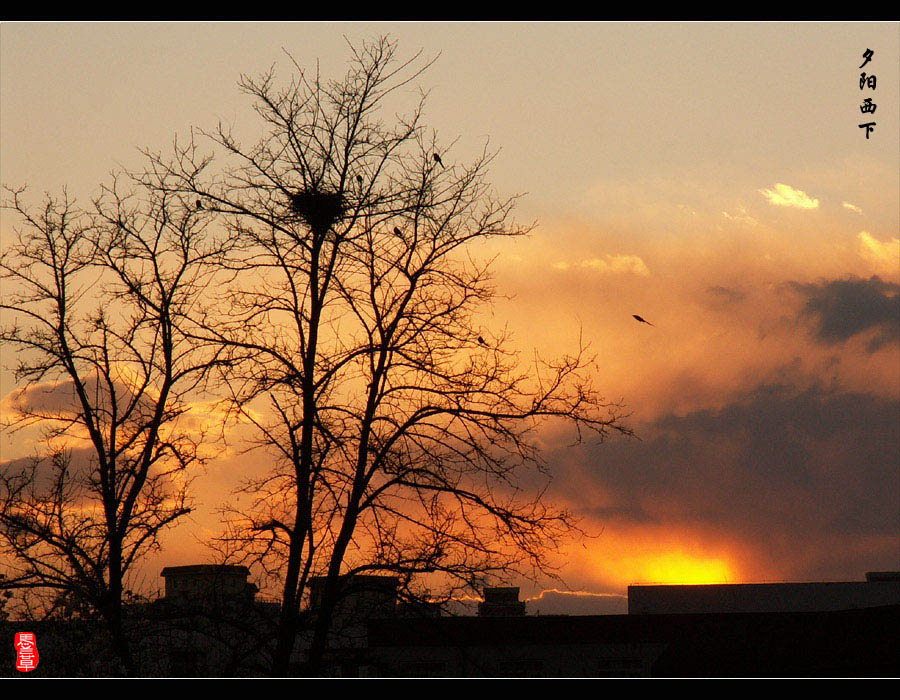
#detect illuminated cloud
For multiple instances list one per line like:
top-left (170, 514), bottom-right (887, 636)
top-left (524, 589), bottom-right (627, 615)
top-left (722, 206), bottom-right (757, 225)
top-left (857, 231), bottom-right (900, 272)
top-left (758, 183), bottom-right (819, 209)
top-left (842, 201), bottom-right (863, 214)
top-left (554, 255), bottom-right (650, 276)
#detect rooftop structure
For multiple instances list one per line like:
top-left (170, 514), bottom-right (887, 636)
top-left (160, 564), bottom-right (258, 604)
top-left (628, 572), bottom-right (900, 615)
top-left (478, 587), bottom-right (526, 617)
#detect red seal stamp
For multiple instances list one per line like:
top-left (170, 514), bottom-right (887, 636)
top-left (15, 632), bottom-right (39, 672)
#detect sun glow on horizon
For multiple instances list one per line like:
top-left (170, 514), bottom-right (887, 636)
top-left (628, 552), bottom-right (735, 586)
top-left (567, 525), bottom-right (745, 591)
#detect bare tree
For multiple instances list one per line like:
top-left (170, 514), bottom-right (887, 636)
top-left (0, 177), bottom-right (228, 673)
top-left (144, 37), bottom-right (631, 676)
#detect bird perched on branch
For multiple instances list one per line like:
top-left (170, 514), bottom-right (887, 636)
top-left (393, 226), bottom-right (404, 238)
top-left (632, 314), bottom-right (655, 327)
top-left (195, 199), bottom-right (203, 210)
top-left (433, 153), bottom-right (444, 168)
top-left (477, 335), bottom-right (487, 346)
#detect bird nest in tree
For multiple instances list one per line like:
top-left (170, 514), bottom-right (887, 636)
top-left (288, 188), bottom-right (345, 232)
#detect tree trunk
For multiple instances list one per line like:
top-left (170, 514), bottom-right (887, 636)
top-left (107, 542), bottom-right (134, 675)
top-left (271, 531), bottom-right (304, 676)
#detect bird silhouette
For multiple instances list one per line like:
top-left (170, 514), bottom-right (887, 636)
top-left (393, 226), bottom-right (403, 237)
top-left (477, 336), bottom-right (487, 346)
top-left (632, 314), bottom-right (655, 327)
top-left (433, 153), bottom-right (444, 168)
top-left (195, 199), bottom-right (203, 209)
top-left (356, 174), bottom-right (363, 185)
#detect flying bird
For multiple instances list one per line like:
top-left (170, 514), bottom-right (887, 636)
top-left (632, 314), bottom-right (655, 327)
top-left (433, 153), bottom-right (444, 168)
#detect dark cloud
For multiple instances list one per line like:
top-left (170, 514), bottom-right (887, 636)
top-left (788, 275), bottom-right (900, 352)
top-left (706, 285), bottom-right (747, 305)
top-left (548, 379), bottom-right (900, 581)
top-left (0, 448), bottom-right (97, 502)
top-left (3, 376), bottom-right (154, 419)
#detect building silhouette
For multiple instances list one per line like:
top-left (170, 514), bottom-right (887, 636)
top-left (4, 566), bottom-right (898, 676)
top-left (161, 565), bottom-right (258, 605)
top-left (628, 571), bottom-right (900, 615)
top-left (478, 587), bottom-right (527, 617)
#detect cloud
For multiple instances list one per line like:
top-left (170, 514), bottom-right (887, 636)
top-left (2, 377), bottom-right (155, 425)
top-left (842, 201), bottom-right (863, 214)
top-left (722, 206), bottom-right (757, 225)
top-left (788, 275), bottom-right (900, 351)
top-left (706, 285), bottom-right (747, 305)
top-left (857, 231), bottom-right (900, 272)
top-left (758, 183), bottom-right (819, 209)
top-left (546, 378), bottom-right (900, 587)
top-left (0, 451), bottom-right (95, 498)
top-left (524, 589), bottom-right (627, 615)
top-left (0, 445), bottom-right (183, 510)
top-left (553, 254), bottom-right (649, 276)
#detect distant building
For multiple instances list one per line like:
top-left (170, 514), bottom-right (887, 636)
top-left (478, 587), bottom-right (526, 617)
top-left (308, 574), bottom-right (399, 622)
top-left (160, 565), bottom-right (258, 604)
top-left (628, 571), bottom-right (900, 615)
top-left (149, 564), bottom-right (273, 676)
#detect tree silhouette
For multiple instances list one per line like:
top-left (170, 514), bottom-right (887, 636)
top-left (138, 36), bottom-right (631, 676)
top-left (0, 178), bottom-right (229, 673)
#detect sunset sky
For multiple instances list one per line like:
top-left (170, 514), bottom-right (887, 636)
top-left (2, 22), bottom-right (898, 614)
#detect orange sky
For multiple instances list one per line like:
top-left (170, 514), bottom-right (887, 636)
top-left (1, 22), bottom-right (898, 611)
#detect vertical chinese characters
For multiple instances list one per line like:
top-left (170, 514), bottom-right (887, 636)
top-left (858, 48), bottom-right (877, 139)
